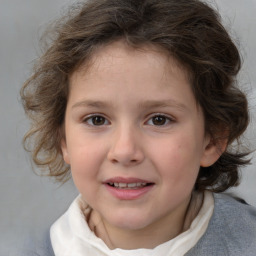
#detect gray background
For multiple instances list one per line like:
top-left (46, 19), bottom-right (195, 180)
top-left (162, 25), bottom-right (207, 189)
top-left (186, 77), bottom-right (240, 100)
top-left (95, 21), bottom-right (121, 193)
top-left (0, 0), bottom-right (255, 254)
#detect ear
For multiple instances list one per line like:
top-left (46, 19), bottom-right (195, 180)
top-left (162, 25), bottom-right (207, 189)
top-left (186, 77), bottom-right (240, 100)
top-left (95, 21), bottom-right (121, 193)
top-left (61, 138), bottom-right (70, 165)
top-left (200, 136), bottom-right (227, 167)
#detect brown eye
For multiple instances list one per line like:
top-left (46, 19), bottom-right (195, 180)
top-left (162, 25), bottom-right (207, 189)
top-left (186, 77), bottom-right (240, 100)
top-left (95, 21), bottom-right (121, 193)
top-left (92, 116), bottom-right (106, 125)
top-left (152, 115), bottom-right (167, 126)
top-left (146, 114), bottom-right (173, 126)
top-left (85, 115), bottom-right (109, 126)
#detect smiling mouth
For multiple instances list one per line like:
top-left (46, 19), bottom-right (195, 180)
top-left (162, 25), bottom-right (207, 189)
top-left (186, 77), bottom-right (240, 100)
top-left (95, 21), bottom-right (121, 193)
top-left (107, 182), bottom-right (153, 189)
top-left (105, 179), bottom-right (154, 199)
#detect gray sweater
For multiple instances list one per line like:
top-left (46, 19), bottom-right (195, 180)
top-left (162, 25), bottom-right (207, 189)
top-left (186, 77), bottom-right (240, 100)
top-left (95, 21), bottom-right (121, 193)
top-left (185, 193), bottom-right (256, 256)
top-left (20, 193), bottom-right (256, 256)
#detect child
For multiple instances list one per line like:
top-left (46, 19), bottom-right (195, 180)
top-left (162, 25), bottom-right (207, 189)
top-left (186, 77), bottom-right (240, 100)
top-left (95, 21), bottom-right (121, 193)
top-left (21, 0), bottom-right (256, 255)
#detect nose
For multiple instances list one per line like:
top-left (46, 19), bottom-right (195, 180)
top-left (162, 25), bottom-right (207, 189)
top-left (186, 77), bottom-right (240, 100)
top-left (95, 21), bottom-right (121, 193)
top-left (107, 125), bottom-right (145, 166)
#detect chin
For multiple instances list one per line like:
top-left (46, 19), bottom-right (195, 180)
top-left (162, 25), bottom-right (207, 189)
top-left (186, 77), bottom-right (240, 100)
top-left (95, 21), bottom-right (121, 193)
top-left (106, 212), bottom-right (152, 231)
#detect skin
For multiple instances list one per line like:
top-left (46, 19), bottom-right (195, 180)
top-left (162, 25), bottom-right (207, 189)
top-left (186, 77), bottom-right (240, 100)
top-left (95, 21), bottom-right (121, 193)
top-left (61, 41), bottom-right (222, 249)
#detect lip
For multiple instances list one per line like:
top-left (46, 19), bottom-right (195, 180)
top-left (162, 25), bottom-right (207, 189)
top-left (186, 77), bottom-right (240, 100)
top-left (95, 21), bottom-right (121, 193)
top-left (103, 176), bottom-right (154, 200)
top-left (104, 176), bottom-right (152, 184)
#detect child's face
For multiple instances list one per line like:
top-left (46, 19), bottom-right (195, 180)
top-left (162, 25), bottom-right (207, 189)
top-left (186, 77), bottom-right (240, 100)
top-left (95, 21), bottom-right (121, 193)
top-left (61, 41), bottom-right (218, 238)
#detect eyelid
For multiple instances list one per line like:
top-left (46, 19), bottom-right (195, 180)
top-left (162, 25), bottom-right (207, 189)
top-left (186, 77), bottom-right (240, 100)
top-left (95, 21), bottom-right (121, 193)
top-left (82, 113), bottom-right (110, 126)
top-left (145, 113), bottom-right (175, 126)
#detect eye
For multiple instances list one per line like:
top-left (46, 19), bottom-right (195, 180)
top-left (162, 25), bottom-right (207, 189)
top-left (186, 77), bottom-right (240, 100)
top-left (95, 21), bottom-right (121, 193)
top-left (146, 114), bottom-right (173, 126)
top-left (84, 115), bottom-right (109, 126)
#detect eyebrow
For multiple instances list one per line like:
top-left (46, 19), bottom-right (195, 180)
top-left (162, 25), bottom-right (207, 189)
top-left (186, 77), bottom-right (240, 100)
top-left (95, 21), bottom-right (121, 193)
top-left (72, 99), bottom-right (188, 111)
top-left (72, 100), bottom-right (110, 109)
top-left (137, 99), bottom-right (188, 111)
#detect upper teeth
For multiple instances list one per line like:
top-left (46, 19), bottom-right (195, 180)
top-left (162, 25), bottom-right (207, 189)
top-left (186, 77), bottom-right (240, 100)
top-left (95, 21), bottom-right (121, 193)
top-left (109, 182), bottom-right (147, 188)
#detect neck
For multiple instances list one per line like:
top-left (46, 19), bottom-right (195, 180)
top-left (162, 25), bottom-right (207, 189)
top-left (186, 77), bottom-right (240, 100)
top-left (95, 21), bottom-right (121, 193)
top-left (87, 192), bottom-right (203, 250)
top-left (102, 210), bottom-right (187, 249)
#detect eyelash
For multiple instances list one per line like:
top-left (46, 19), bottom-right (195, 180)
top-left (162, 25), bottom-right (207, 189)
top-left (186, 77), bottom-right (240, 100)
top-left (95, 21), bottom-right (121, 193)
top-left (146, 114), bottom-right (174, 126)
top-left (82, 113), bottom-right (174, 127)
top-left (83, 114), bottom-right (110, 126)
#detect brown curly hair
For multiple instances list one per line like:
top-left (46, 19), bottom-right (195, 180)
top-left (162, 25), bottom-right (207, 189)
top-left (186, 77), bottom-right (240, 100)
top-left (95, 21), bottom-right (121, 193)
top-left (21, 0), bottom-right (250, 192)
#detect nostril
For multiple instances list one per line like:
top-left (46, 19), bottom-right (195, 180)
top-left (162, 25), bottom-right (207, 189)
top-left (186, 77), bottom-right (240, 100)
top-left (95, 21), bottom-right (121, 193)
top-left (111, 158), bottom-right (138, 164)
top-left (111, 159), bottom-right (118, 164)
top-left (107, 142), bottom-right (145, 165)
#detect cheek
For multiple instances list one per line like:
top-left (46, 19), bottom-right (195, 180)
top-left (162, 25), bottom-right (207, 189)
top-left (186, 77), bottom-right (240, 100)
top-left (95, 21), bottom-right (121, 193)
top-left (70, 152), bottom-right (100, 200)
top-left (69, 144), bottom-right (103, 182)
top-left (151, 135), bottom-right (202, 178)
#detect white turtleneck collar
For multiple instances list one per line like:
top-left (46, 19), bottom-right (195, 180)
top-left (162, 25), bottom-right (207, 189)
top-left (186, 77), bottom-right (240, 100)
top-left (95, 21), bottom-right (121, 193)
top-left (50, 191), bottom-right (214, 256)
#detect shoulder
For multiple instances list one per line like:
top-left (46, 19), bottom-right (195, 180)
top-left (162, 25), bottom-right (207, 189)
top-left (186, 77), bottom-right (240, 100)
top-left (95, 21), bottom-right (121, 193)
top-left (213, 193), bottom-right (256, 235)
top-left (186, 193), bottom-right (256, 256)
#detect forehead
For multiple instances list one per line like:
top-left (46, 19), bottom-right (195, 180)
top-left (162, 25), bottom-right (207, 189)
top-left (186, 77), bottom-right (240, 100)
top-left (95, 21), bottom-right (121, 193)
top-left (69, 40), bottom-right (197, 111)
top-left (72, 40), bottom-right (191, 85)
